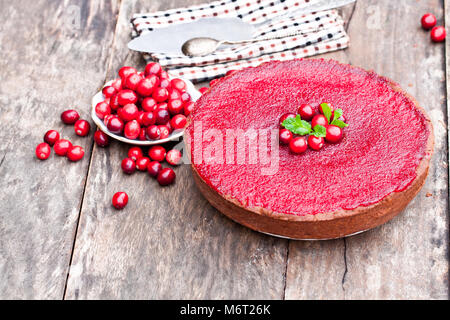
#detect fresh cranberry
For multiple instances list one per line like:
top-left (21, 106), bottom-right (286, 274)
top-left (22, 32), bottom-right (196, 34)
top-left (119, 66), bottom-right (137, 80)
top-left (117, 89), bottom-right (138, 106)
top-left (120, 104), bottom-right (139, 122)
top-left (158, 125), bottom-right (171, 139)
top-left (136, 76), bottom-right (157, 97)
top-left (142, 97), bottom-right (158, 112)
top-left (67, 145), bottom-right (84, 161)
top-left (147, 161), bottom-right (163, 177)
top-left (43, 130), bottom-right (60, 146)
top-left (103, 114), bottom-right (114, 127)
top-left (431, 26), bottom-right (446, 42)
top-left (141, 111), bottom-right (155, 126)
top-left (107, 116), bottom-right (124, 134)
top-left (160, 70), bottom-right (170, 79)
top-left (319, 103), bottom-right (334, 114)
top-left (421, 13), bottom-right (437, 30)
top-left (74, 119), bottom-right (90, 137)
top-left (155, 108), bottom-right (170, 125)
top-left (112, 191), bottom-right (128, 210)
top-left (297, 104), bottom-right (315, 121)
top-left (102, 85), bottom-right (117, 98)
top-left (136, 111), bottom-right (144, 126)
top-left (168, 88), bottom-right (182, 100)
top-left (95, 101), bottom-right (111, 120)
top-left (308, 135), bottom-right (325, 150)
top-left (124, 73), bottom-right (143, 91)
top-left (170, 78), bottom-right (187, 92)
top-left (124, 120), bottom-right (141, 140)
top-left (170, 114), bottom-right (187, 130)
top-left (54, 139), bottom-right (72, 156)
top-left (35, 142), bottom-right (51, 160)
top-left (166, 149), bottom-right (182, 166)
top-left (128, 146), bottom-right (143, 161)
top-left (168, 99), bottom-right (184, 115)
top-left (325, 125), bottom-right (343, 143)
top-left (165, 121), bottom-right (173, 133)
top-left (199, 87), bottom-right (209, 95)
top-left (144, 62), bottom-right (162, 76)
top-left (152, 87), bottom-right (169, 102)
top-left (180, 92), bottom-right (191, 103)
top-left (289, 137), bottom-right (308, 154)
top-left (149, 145), bottom-right (166, 162)
top-left (157, 168), bottom-right (176, 186)
top-left (61, 109), bottom-right (80, 124)
top-left (159, 78), bottom-right (171, 89)
top-left (136, 157), bottom-right (150, 171)
top-left (146, 125), bottom-right (161, 140)
top-left (94, 130), bottom-right (110, 147)
top-left (311, 114), bottom-right (328, 128)
top-left (279, 113), bottom-right (296, 126)
top-left (111, 78), bottom-right (122, 91)
top-left (157, 102), bottom-right (168, 110)
top-left (279, 128), bottom-right (293, 144)
top-left (110, 94), bottom-right (120, 111)
top-left (184, 101), bottom-right (195, 116)
top-left (121, 158), bottom-right (136, 174)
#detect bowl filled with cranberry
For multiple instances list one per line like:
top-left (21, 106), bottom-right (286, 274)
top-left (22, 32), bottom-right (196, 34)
top-left (91, 62), bottom-right (201, 145)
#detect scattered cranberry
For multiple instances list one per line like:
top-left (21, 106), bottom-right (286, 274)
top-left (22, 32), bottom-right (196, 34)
top-left (95, 101), bottom-right (111, 120)
top-left (107, 116), bottom-right (124, 134)
top-left (119, 103), bottom-right (139, 122)
top-left (61, 109), bottom-right (80, 125)
top-left (168, 99), bottom-right (184, 115)
top-left (124, 120), bottom-right (141, 140)
top-left (121, 157), bottom-right (136, 174)
top-left (166, 149), bottom-right (182, 166)
top-left (325, 125), bottom-right (343, 143)
top-left (112, 191), bottom-right (128, 210)
top-left (158, 125), bottom-right (171, 139)
top-left (43, 130), bottom-right (60, 146)
top-left (311, 114), bottom-right (328, 128)
top-left (149, 145), bottom-right (166, 162)
top-left (136, 157), bottom-right (150, 171)
top-left (102, 85), bottom-right (117, 98)
top-left (421, 13), bottom-right (437, 30)
top-left (289, 137), bottom-right (308, 154)
top-left (54, 139), bottom-right (72, 156)
top-left (67, 145), bottom-right (84, 161)
top-left (431, 26), bottom-right (446, 42)
top-left (308, 135), bottom-right (325, 150)
top-left (184, 101), bottom-right (195, 116)
top-left (124, 73), bottom-right (143, 91)
top-left (144, 62), bottom-right (162, 76)
top-left (199, 87), bottom-right (209, 94)
top-left (142, 97), bottom-right (158, 112)
top-left (155, 108), bottom-right (170, 125)
top-left (117, 89), bottom-right (138, 106)
top-left (157, 168), bottom-right (176, 186)
top-left (170, 114), bottom-right (187, 130)
top-left (279, 128), bottom-right (293, 144)
top-left (279, 113), bottom-right (296, 126)
top-left (35, 142), bottom-right (51, 160)
top-left (119, 66), bottom-right (137, 80)
top-left (298, 104), bottom-right (315, 121)
top-left (128, 146), bottom-right (143, 161)
top-left (152, 87), bottom-right (169, 102)
top-left (74, 119), bottom-right (90, 137)
top-left (94, 130), bottom-right (110, 147)
top-left (146, 125), bottom-right (161, 140)
top-left (147, 161), bottom-right (163, 177)
top-left (171, 78), bottom-right (187, 92)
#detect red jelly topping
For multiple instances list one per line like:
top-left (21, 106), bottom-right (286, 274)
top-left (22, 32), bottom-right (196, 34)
top-left (186, 59), bottom-right (431, 216)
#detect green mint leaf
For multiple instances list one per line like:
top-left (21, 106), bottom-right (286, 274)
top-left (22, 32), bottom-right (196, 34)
top-left (282, 115), bottom-right (312, 136)
top-left (320, 103), bottom-right (332, 123)
top-left (311, 125), bottom-right (326, 137)
top-left (331, 119), bottom-right (349, 128)
top-left (332, 108), bottom-right (343, 122)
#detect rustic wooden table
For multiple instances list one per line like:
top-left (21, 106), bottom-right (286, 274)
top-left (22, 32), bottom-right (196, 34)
top-left (0, 0), bottom-right (448, 300)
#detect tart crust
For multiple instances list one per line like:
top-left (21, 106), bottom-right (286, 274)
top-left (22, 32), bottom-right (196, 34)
top-left (187, 61), bottom-right (434, 240)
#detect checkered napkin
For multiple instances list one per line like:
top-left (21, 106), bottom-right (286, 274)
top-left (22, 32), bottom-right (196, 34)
top-left (131, 0), bottom-right (349, 83)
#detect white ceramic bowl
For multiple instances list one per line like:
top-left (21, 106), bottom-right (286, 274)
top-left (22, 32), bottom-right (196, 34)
top-left (91, 76), bottom-right (201, 145)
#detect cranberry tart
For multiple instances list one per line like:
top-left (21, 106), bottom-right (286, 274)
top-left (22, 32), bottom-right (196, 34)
top-left (185, 59), bottom-right (434, 240)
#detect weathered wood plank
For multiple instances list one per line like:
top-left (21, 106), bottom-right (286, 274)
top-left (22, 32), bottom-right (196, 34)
top-left (0, 0), bottom-right (119, 299)
top-left (64, 0), bottom-right (289, 299)
top-left (285, 0), bottom-right (448, 299)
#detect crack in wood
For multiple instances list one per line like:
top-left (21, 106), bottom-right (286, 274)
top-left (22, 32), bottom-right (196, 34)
top-left (341, 238), bottom-right (348, 295)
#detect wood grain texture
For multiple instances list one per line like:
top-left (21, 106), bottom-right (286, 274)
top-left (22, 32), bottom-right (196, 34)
top-left (0, 0), bottom-right (120, 298)
top-left (64, 0), bottom-right (288, 300)
top-left (286, 0), bottom-right (448, 300)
